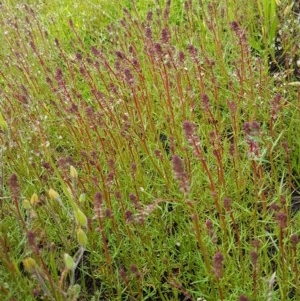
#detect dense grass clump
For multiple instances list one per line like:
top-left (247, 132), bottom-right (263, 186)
top-left (0, 0), bottom-right (299, 300)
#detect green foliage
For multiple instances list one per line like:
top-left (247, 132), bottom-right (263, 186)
top-left (0, 0), bottom-right (299, 300)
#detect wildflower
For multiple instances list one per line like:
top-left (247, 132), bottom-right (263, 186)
top-left (145, 26), bottom-right (153, 39)
top-left (172, 155), bottom-right (190, 194)
top-left (161, 26), bottom-right (171, 44)
top-left (250, 251), bottom-right (259, 265)
top-left (202, 94), bottom-right (210, 111)
top-left (124, 68), bottom-right (135, 85)
top-left (213, 251), bottom-right (224, 279)
top-left (291, 234), bottom-right (299, 245)
top-left (27, 231), bottom-right (36, 248)
top-left (125, 210), bottom-right (134, 223)
top-left (146, 10), bottom-right (153, 22)
top-left (223, 197), bottom-right (232, 211)
top-left (183, 120), bottom-right (196, 141)
top-left (94, 191), bottom-right (103, 211)
top-left (9, 173), bottom-right (20, 198)
top-left (243, 121), bottom-right (260, 137)
top-left (178, 51), bottom-right (185, 64)
top-left (239, 295), bottom-right (249, 301)
top-left (276, 212), bottom-right (287, 228)
top-left (187, 44), bottom-right (197, 59)
top-left (154, 43), bottom-right (163, 55)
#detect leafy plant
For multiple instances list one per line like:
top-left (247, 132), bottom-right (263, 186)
top-left (0, 0), bottom-right (299, 300)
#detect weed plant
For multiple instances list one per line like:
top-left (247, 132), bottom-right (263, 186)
top-left (0, 0), bottom-right (299, 300)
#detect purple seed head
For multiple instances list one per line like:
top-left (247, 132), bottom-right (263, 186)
top-left (91, 46), bottom-right (100, 56)
top-left (187, 44), bottom-right (197, 59)
top-left (75, 52), bottom-right (82, 61)
top-left (291, 234), bottom-right (299, 245)
top-left (146, 10), bottom-right (153, 22)
top-left (276, 212), bottom-right (287, 228)
top-left (250, 250), bottom-right (258, 265)
top-left (115, 51), bottom-right (125, 60)
top-left (213, 251), bottom-right (224, 279)
top-left (178, 51), bottom-right (185, 64)
top-left (124, 68), bottom-right (135, 85)
top-left (94, 192), bottom-right (103, 209)
top-left (105, 209), bottom-right (112, 218)
top-left (145, 26), bottom-right (153, 39)
top-left (183, 120), bottom-right (195, 140)
top-left (9, 174), bottom-right (20, 198)
top-left (154, 43), bottom-right (163, 55)
top-left (202, 94), bottom-right (210, 111)
top-left (161, 26), bottom-right (171, 44)
top-left (172, 155), bottom-right (190, 194)
top-left (223, 197), bottom-right (232, 210)
top-left (119, 267), bottom-right (127, 279)
top-left (27, 231), bottom-right (36, 248)
top-left (239, 295), bottom-right (249, 301)
top-left (130, 264), bottom-right (138, 274)
top-left (228, 100), bottom-right (237, 113)
top-left (230, 21), bottom-right (239, 32)
top-left (125, 210), bottom-right (134, 223)
top-left (243, 121), bottom-right (260, 136)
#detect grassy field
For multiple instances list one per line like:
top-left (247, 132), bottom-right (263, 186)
top-left (0, 0), bottom-right (300, 300)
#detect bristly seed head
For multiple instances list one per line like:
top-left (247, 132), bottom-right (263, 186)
top-left (9, 173), bottom-right (20, 198)
top-left (183, 120), bottom-right (196, 140)
top-left (94, 192), bottom-right (103, 209)
top-left (250, 250), bottom-right (258, 265)
top-left (291, 234), bottom-right (299, 245)
top-left (223, 197), bottom-right (232, 210)
top-left (172, 155), bottom-right (190, 194)
top-left (213, 251), bottom-right (224, 280)
top-left (146, 10), bottom-right (153, 22)
top-left (276, 212), bottom-right (287, 228)
top-left (161, 26), bottom-right (170, 44)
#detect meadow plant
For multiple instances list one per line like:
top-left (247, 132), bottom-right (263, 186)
top-left (0, 0), bottom-right (299, 300)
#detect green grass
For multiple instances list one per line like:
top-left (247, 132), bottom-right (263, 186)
top-left (0, 0), bottom-right (299, 300)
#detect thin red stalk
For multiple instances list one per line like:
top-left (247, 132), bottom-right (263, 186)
top-left (190, 139), bottom-right (226, 231)
top-left (94, 201), bottom-right (112, 269)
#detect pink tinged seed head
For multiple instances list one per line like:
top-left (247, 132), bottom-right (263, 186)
top-left (146, 10), bottom-right (153, 22)
top-left (251, 239), bottom-right (260, 249)
top-left (183, 120), bottom-right (195, 139)
top-left (9, 173), bottom-right (20, 198)
top-left (213, 251), bottom-right (224, 280)
top-left (223, 197), bottom-right (232, 211)
top-left (145, 26), bottom-right (153, 39)
top-left (250, 251), bottom-right (258, 265)
top-left (276, 212), bottom-right (287, 228)
top-left (94, 192), bottom-right (103, 209)
top-left (201, 94), bottom-right (210, 111)
top-left (124, 68), bottom-right (135, 85)
top-left (291, 234), bottom-right (299, 245)
top-left (239, 295), bottom-right (249, 301)
top-left (161, 26), bottom-right (171, 44)
top-left (172, 155), bottom-right (190, 194)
